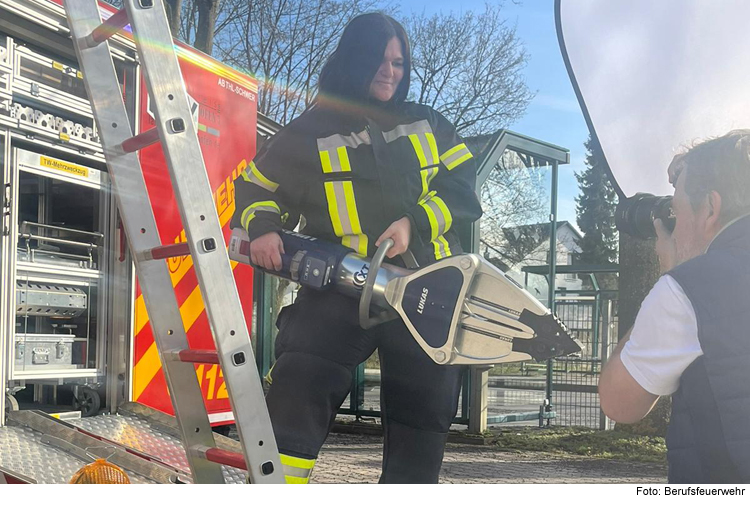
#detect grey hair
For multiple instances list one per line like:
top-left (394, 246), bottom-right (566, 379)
top-left (674, 129), bottom-right (750, 224)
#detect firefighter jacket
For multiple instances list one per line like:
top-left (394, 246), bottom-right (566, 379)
top-left (231, 101), bottom-right (483, 266)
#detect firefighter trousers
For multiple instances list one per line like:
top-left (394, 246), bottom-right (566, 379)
top-left (265, 287), bottom-right (464, 484)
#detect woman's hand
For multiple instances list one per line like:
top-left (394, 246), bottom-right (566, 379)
top-left (249, 231), bottom-right (285, 271)
top-left (375, 217), bottom-right (412, 258)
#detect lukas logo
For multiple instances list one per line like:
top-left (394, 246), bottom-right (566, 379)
top-left (417, 287), bottom-right (429, 314)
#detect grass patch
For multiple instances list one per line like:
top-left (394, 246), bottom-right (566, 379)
top-left (486, 426), bottom-right (667, 464)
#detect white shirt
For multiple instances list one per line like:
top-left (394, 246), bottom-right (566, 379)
top-left (619, 275), bottom-right (703, 396)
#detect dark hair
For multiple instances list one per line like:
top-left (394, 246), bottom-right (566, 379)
top-left (316, 13), bottom-right (411, 105)
top-left (671, 130), bottom-right (750, 224)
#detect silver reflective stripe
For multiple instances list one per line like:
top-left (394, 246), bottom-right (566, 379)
top-left (382, 120), bottom-right (431, 143)
top-left (423, 199), bottom-right (448, 235)
top-left (282, 464), bottom-right (313, 480)
top-left (317, 130), bottom-right (371, 152)
top-left (412, 132), bottom-right (438, 166)
top-left (440, 143), bottom-right (473, 170)
top-left (330, 181), bottom-right (353, 234)
top-left (318, 131), bottom-right (370, 174)
top-left (280, 453), bottom-right (315, 484)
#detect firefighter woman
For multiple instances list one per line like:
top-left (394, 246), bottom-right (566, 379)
top-left (231, 12), bottom-right (482, 483)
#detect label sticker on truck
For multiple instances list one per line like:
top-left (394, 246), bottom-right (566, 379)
top-left (39, 156), bottom-right (89, 178)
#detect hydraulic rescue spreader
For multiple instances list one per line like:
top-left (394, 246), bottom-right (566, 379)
top-left (229, 229), bottom-right (581, 365)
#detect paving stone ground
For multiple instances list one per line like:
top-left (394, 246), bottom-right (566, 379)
top-left (312, 432), bottom-right (668, 484)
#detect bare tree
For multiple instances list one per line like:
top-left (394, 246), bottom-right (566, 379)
top-left (164, 0), bottom-right (183, 37)
top-left (406, 3), bottom-right (533, 136)
top-left (210, 0), bottom-right (386, 124)
top-left (478, 150), bottom-right (549, 267)
top-left (102, 0), bottom-right (225, 54)
top-left (107, 1), bottom-right (532, 135)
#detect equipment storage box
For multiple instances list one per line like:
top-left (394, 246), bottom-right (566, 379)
top-left (14, 334), bottom-right (76, 369)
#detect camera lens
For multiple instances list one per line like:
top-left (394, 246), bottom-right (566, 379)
top-left (615, 193), bottom-right (675, 239)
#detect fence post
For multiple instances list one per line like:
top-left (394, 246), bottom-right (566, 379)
top-left (591, 274), bottom-right (601, 360)
top-left (468, 367), bottom-right (490, 433)
top-left (599, 299), bottom-right (612, 430)
top-left (544, 161), bottom-right (559, 426)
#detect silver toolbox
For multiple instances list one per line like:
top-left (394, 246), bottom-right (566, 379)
top-left (14, 334), bottom-right (76, 367)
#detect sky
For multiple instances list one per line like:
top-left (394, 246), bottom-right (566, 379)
top-left (400, 0), bottom-right (589, 226)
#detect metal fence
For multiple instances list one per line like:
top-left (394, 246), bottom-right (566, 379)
top-left (550, 296), bottom-right (618, 429)
top-left (486, 292), bottom-right (619, 430)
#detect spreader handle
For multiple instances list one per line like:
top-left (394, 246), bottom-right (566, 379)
top-left (359, 239), bottom-right (397, 329)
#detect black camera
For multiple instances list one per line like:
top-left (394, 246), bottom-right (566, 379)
top-left (615, 193), bottom-right (676, 239)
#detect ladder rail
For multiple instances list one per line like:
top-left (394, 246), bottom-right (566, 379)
top-left (63, 0), bottom-right (224, 484)
top-left (63, 0), bottom-right (284, 484)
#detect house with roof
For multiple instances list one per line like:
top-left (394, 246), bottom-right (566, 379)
top-left (482, 220), bottom-right (584, 306)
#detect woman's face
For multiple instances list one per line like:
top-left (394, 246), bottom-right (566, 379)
top-left (368, 37), bottom-right (404, 102)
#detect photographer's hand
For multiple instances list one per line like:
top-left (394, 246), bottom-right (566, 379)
top-left (654, 218), bottom-right (678, 274)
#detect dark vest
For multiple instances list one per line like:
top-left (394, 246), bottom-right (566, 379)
top-left (666, 215), bottom-right (750, 483)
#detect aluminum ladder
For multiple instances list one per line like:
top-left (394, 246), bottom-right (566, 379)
top-left (62, 0), bottom-right (283, 484)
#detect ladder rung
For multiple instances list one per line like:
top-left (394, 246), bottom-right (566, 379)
top-left (141, 242), bottom-right (190, 261)
top-left (121, 127), bottom-right (161, 153)
top-left (84, 8), bottom-right (130, 48)
top-left (165, 349), bottom-right (219, 365)
top-left (202, 448), bottom-right (247, 470)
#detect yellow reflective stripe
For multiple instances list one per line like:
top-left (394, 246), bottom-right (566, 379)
top-left (419, 192), bottom-right (451, 242)
top-left (440, 143), bottom-right (473, 170)
top-left (324, 180), bottom-right (368, 255)
top-left (245, 161), bottom-right (279, 192)
top-left (240, 201), bottom-right (280, 231)
top-left (280, 453), bottom-right (315, 484)
top-left (343, 182), bottom-right (361, 233)
top-left (337, 146), bottom-right (351, 172)
top-left (440, 143), bottom-right (467, 161)
top-left (264, 361), bottom-right (276, 386)
top-left (285, 475), bottom-right (310, 484)
top-left (342, 234), bottom-right (368, 255)
top-left (425, 132), bottom-right (439, 165)
top-left (419, 167), bottom-right (439, 201)
top-left (320, 146), bottom-right (352, 173)
top-left (421, 200), bottom-right (440, 241)
top-left (320, 150), bottom-right (334, 173)
top-left (324, 182), bottom-right (345, 236)
top-left (432, 235), bottom-right (452, 260)
top-left (432, 195), bottom-right (453, 234)
top-left (409, 134), bottom-right (428, 167)
top-left (280, 454), bottom-right (316, 470)
top-left (447, 152), bottom-right (473, 170)
top-left (440, 235), bottom-right (451, 257)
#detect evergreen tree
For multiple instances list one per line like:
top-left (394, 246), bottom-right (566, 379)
top-left (575, 135), bottom-right (619, 264)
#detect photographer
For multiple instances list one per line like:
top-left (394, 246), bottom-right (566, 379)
top-left (599, 130), bottom-right (750, 483)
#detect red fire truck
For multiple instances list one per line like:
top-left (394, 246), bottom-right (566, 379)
top-left (0, 0), bottom-right (262, 480)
